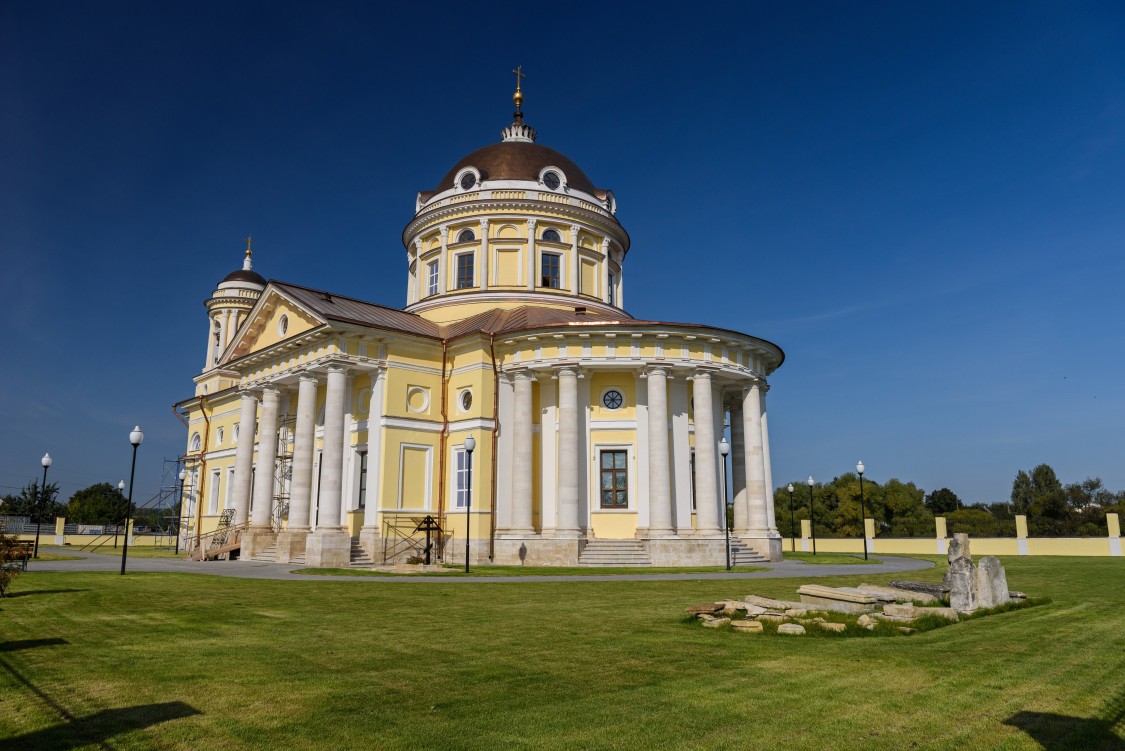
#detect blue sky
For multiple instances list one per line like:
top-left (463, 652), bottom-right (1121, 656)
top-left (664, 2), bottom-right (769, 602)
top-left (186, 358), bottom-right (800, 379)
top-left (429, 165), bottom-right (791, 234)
top-left (2, 2), bottom-right (1123, 506)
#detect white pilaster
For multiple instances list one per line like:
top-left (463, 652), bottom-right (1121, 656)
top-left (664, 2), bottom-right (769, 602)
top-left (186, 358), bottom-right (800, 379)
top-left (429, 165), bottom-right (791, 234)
top-left (479, 218), bottom-right (489, 290)
top-left (250, 386), bottom-right (281, 529)
top-left (729, 400), bottom-right (748, 533)
top-left (439, 226), bottom-right (448, 293)
top-left (362, 368), bottom-right (386, 532)
top-left (526, 218), bottom-right (537, 291)
top-left (600, 238), bottom-right (611, 303)
top-left (495, 374), bottom-right (515, 530)
top-left (569, 224), bottom-right (579, 293)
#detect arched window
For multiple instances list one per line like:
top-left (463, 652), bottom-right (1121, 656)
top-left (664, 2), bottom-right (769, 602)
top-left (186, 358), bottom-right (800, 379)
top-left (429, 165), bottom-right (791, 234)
top-left (457, 229), bottom-right (476, 243)
top-left (542, 228), bottom-right (561, 243)
top-left (216, 427), bottom-right (224, 445)
top-left (190, 433), bottom-right (201, 452)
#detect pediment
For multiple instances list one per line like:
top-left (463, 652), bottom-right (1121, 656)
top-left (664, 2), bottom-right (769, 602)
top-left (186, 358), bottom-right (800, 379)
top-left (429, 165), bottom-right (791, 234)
top-left (221, 286), bottom-right (325, 364)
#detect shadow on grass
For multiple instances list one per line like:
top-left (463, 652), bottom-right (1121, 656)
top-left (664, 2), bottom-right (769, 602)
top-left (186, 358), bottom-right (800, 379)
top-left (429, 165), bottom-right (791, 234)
top-left (6, 589), bottom-right (89, 598)
top-left (0, 638), bottom-right (68, 652)
top-left (0, 702), bottom-right (202, 750)
top-left (1005, 687), bottom-right (1125, 750)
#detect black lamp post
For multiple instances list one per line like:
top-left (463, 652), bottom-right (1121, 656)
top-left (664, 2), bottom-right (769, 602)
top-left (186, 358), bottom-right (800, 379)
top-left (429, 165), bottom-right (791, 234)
top-left (857, 460), bottom-right (868, 560)
top-left (34, 453), bottom-right (52, 558)
top-left (120, 426), bottom-right (143, 575)
top-left (463, 435), bottom-right (475, 574)
top-left (719, 437), bottom-right (730, 570)
top-left (175, 468), bottom-right (186, 555)
top-left (807, 475), bottom-right (817, 555)
top-left (787, 483), bottom-right (796, 554)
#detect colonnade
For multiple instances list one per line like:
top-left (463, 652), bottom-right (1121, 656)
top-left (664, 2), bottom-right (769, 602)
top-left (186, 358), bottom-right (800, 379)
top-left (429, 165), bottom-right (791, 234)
top-left (497, 365), bottom-right (775, 540)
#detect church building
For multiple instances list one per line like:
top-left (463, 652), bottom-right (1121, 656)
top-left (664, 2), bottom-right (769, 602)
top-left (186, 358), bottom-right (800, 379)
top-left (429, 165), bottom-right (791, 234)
top-left (175, 80), bottom-right (785, 568)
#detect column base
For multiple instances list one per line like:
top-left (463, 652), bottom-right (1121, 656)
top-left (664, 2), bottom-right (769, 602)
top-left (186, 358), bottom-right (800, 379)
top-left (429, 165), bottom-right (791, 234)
top-left (358, 526), bottom-right (382, 564)
top-left (304, 528), bottom-right (351, 568)
top-left (637, 528), bottom-right (676, 539)
top-left (737, 533), bottom-right (783, 562)
top-left (276, 528), bottom-right (309, 564)
top-left (242, 527), bottom-right (277, 559)
top-left (493, 537), bottom-right (580, 566)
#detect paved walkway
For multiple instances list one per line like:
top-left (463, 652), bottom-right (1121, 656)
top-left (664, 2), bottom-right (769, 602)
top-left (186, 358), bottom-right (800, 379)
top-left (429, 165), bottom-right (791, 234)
top-left (27, 547), bottom-right (933, 583)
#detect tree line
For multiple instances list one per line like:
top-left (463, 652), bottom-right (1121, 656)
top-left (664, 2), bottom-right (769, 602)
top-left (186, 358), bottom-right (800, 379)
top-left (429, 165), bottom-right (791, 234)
top-left (774, 464), bottom-right (1125, 539)
top-left (0, 482), bottom-right (166, 528)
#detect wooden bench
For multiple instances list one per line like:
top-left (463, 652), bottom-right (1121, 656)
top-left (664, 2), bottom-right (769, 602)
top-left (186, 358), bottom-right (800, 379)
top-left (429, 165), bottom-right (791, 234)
top-left (3, 542), bottom-right (35, 571)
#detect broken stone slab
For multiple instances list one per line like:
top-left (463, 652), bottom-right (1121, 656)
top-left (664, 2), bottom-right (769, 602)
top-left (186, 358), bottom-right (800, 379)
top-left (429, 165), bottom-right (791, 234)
top-left (744, 594), bottom-right (799, 610)
top-left (874, 612), bottom-right (915, 623)
top-left (889, 580), bottom-right (950, 598)
top-left (883, 603), bottom-right (921, 619)
top-left (975, 556), bottom-right (1010, 609)
top-left (702, 617), bottom-right (730, 628)
top-left (857, 614), bottom-right (877, 630)
top-left (697, 613), bottom-right (716, 622)
top-left (785, 608), bottom-right (808, 617)
top-left (947, 557), bottom-right (978, 613)
top-left (731, 619), bottom-right (764, 633)
top-left (797, 584), bottom-right (878, 613)
top-left (721, 600), bottom-right (750, 613)
top-left (756, 613), bottom-right (788, 622)
top-left (819, 622), bottom-right (847, 633)
top-left (777, 623), bottom-right (806, 635)
top-left (686, 603), bottom-right (724, 615)
top-left (743, 604), bottom-right (768, 616)
top-left (857, 583), bottom-right (940, 605)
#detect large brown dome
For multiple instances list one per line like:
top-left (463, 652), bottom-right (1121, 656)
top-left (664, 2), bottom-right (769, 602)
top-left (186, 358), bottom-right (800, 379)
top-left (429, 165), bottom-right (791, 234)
top-left (433, 141), bottom-right (601, 197)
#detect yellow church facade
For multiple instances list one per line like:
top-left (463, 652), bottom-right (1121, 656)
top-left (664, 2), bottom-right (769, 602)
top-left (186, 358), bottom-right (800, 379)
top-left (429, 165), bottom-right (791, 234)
top-left (175, 89), bottom-right (785, 568)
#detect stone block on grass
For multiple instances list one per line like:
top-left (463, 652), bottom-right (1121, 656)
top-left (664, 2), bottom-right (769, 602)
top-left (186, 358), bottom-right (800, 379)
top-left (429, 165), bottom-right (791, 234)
top-left (702, 617), bottom-right (730, 629)
top-left (777, 623), bottom-right (806, 635)
top-left (731, 620), bottom-right (764, 633)
top-left (819, 622), bottom-right (847, 633)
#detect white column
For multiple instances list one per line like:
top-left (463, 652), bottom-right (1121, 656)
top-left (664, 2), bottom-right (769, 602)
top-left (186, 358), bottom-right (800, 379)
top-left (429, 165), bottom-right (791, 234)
top-left (569, 224), bottom-right (580, 293)
top-left (222, 309), bottom-right (232, 348)
top-left (204, 315), bottom-right (217, 370)
top-left (743, 380), bottom-right (769, 534)
top-left (556, 367), bottom-right (580, 535)
top-left (231, 390), bottom-right (258, 525)
top-left (439, 226), bottom-right (449, 293)
top-left (600, 239), bottom-right (611, 303)
top-left (250, 386), bottom-right (281, 529)
top-left (617, 266), bottom-right (625, 309)
top-left (526, 218), bottom-right (537, 291)
top-left (316, 365), bottom-right (348, 531)
top-left (363, 368), bottom-right (386, 530)
top-left (479, 218), bottom-right (489, 290)
top-left (729, 399), bottom-right (748, 534)
top-left (691, 372), bottom-right (720, 534)
top-left (759, 384), bottom-right (777, 532)
top-left (288, 375), bottom-right (318, 531)
top-left (645, 367), bottom-right (673, 535)
top-left (668, 378), bottom-right (691, 531)
top-left (508, 370), bottom-right (534, 533)
top-left (339, 375), bottom-right (354, 526)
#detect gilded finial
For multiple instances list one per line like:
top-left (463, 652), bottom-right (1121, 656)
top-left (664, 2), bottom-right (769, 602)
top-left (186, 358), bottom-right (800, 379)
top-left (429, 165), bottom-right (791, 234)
top-left (244, 234), bottom-right (253, 258)
top-left (512, 65), bottom-right (526, 119)
top-left (242, 234), bottom-right (254, 271)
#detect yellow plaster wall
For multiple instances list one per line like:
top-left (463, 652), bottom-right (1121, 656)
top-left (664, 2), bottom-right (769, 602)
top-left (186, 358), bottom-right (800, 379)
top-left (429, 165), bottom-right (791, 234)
top-left (380, 429), bottom-right (440, 510)
top-left (580, 258), bottom-right (597, 296)
top-left (589, 373), bottom-right (636, 420)
top-left (589, 512), bottom-right (637, 539)
top-left (250, 298), bottom-right (318, 351)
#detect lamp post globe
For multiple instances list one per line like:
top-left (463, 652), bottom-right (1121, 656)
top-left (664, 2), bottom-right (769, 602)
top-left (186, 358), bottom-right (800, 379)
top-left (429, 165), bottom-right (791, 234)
top-left (856, 460), bottom-right (868, 560)
top-left (121, 426), bottom-right (143, 575)
top-left (786, 483), bottom-right (796, 554)
top-left (463, 435), bottom-right (476, 573)
top-left (33, 453), bottom-right (53, 558)
top-left (719, 438), bottom-right (731, 570)
top-left (806, 475), bottom-right (817, 555)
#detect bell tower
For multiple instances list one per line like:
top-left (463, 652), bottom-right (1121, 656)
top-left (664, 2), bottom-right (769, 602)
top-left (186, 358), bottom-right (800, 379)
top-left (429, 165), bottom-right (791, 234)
top-left (202, 237), bottom-right (266, 373)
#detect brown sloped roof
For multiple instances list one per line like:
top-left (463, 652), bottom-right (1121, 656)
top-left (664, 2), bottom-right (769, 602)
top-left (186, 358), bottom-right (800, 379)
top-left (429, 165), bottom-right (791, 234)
top-left (273, 282), bottom-right (441, 339)
top-left (434, 141), bottom-right (599, 196)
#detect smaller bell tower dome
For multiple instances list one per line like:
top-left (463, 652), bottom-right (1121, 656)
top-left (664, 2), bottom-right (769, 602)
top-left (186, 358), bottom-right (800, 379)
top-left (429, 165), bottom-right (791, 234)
top-left (202, 236), bottom-right (265, 372)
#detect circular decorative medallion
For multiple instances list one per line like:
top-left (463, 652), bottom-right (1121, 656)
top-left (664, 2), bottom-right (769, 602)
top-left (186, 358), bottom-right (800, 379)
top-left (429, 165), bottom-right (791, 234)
top-left (602, 389), bottom-right (624, 410)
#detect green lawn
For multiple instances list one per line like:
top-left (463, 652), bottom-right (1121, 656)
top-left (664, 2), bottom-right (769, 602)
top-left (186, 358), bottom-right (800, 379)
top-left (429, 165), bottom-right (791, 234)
top-left (782, 551), bottom-right (882, 564)
top-left (51, 546), bottom-right (186, 559)
top-left (293, 564), bottom-right (768, 577)
top-left (1, 557), bottom-right (1122, 750)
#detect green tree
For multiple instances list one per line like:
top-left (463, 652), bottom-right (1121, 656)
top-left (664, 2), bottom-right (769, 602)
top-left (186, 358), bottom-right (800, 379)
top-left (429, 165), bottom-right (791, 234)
top-left (0, 481), bottom-right (63, 523)
top-left (1011, 470), bottom-right (1034, 513)
top-left (65, 483), bottom-right (130, 525)
top-left (924, 487), bottom-right (961, 514)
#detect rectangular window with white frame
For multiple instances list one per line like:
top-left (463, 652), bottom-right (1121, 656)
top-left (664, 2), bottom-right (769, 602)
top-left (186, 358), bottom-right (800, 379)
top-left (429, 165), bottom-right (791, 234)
top-left (451, 446), bottom-right (469, 509)
top-left (599, 449), bottom-right (629, 509)
top-left (456, 253), bottom-right (474, 289)
top-left (427, 260), bottom-right (439, 297)
top-left (608, 271), bottom-right (617, 305)
top-left (541, 252), bottom-right (561, 289)
top-left (357, 450), bottom-right (368, 508)
top-left (209, 469), bottom-right (221, 514)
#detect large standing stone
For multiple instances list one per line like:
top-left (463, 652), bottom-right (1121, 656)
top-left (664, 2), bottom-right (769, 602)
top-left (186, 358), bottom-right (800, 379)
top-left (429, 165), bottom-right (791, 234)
top-left (975, 556), bottom-right (1009, 609)
top-left (947, 532), bottom-right (971, 562)
top-left (947, 557), bottom-right (977, 613)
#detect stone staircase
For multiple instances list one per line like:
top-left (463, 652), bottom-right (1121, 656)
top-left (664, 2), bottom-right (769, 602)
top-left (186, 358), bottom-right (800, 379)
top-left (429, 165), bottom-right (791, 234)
top-left (349, 537), bottom-right (375, 567)
top-left (249, 543), bottom-right (304, 566)
top-left (729, 540), bottom-right (770, 566)
top-left (578, 539), bottom-right (652, 567)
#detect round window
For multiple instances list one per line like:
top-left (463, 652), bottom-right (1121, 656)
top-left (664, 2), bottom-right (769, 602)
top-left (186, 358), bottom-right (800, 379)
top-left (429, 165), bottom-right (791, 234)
top-left (602, 390), bottom-right (624, 410)
top-left (460, 391), bottom-right (473, 411)
top-left (543, 171), bottom-right (561, 190)
top-left (278, 314), bottom-right (289, 337)
top-left (460, 172), bottom-right (477, 190)
top-left (542, 228), bottom-right (561, 242)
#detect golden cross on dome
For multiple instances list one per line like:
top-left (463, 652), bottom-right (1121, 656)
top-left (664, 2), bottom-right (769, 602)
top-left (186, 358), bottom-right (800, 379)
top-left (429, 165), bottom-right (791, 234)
top-left (244, 234), bottom-right (253, 257)
top-left (512, 65), bottom-right (526, 92)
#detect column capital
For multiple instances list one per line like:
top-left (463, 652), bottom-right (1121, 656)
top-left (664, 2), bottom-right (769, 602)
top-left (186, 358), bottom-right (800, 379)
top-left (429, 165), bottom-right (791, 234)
top-left (238, 387), bottom-right (259, 400)
top-left (570, 223), bottom-right (580, 235)
top-left (527, 217), bottom-right (537, 229)
top-left (259, 384), bottom-right (283, 398)
top-left (690, 370), bottom-right (714, 383)
top-left (553, 365), bottom-right (581, 380)
top-left (439, 225), bottom-right (449, 240)
top-left (297, 372), bottom-right (320, 386)
top-left (507, 368), bottom-right (536, 383)
top-left (640, 365), bottom-right (668, 380)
